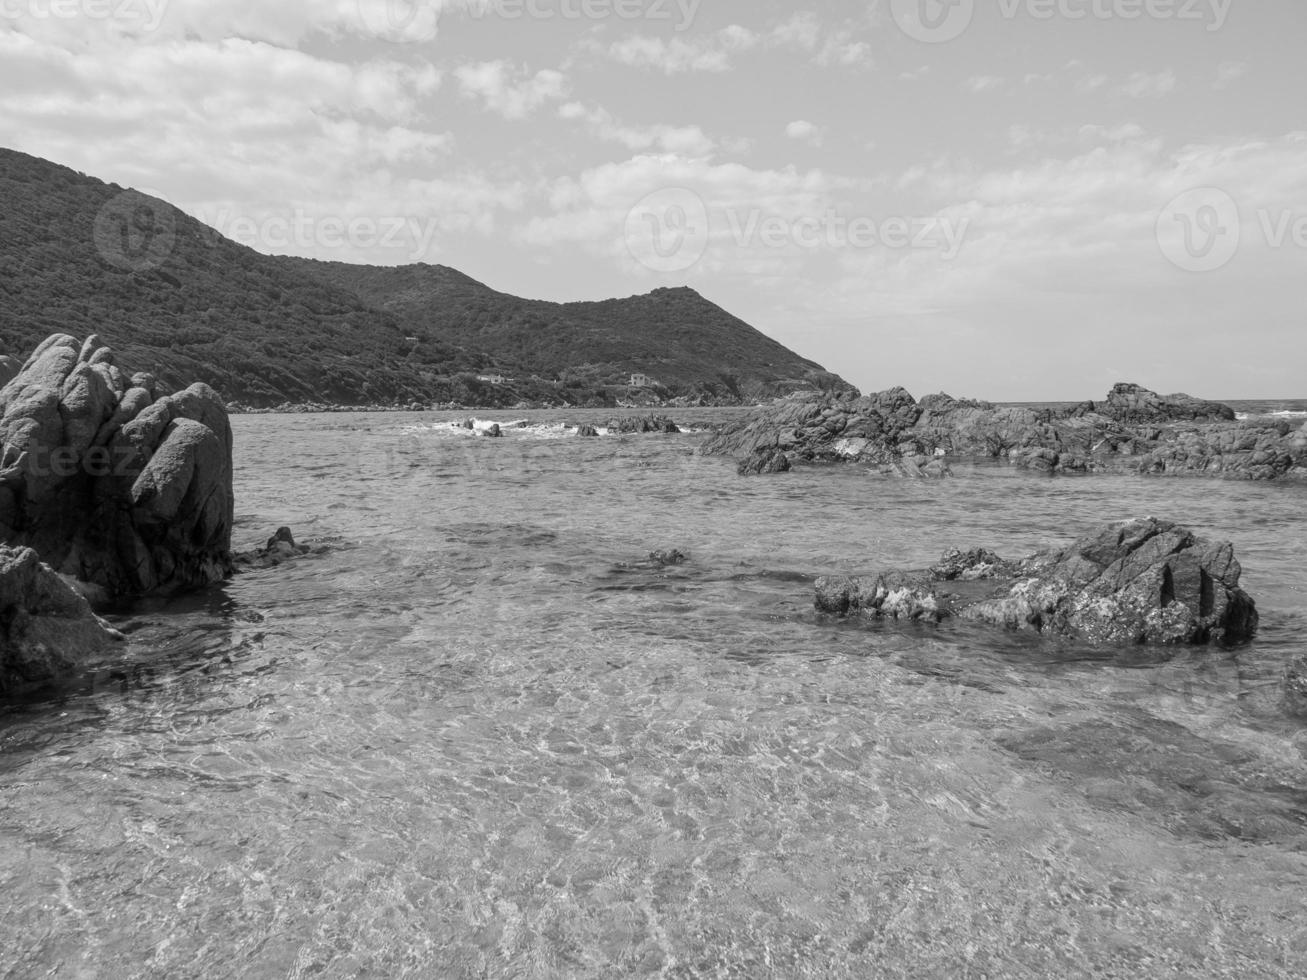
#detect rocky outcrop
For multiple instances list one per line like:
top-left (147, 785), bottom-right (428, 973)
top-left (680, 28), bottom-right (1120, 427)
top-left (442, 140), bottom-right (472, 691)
top-left (575, 424), bottom-right (599, 438)
top-left (815, 518), bottom-right (1258, 647)
top-left (705, 384), bottom-right (1305, 481)
top-left (608, 415), bottom-right (681, 435)
top-left (1076, 383), bottom-right (1237, 423)
top-left (0, 544), bottom-right (124, 693)
top-left (737, 447), bottom-right (791, 475)
top-left (0, 335), bottom-right (234, 601)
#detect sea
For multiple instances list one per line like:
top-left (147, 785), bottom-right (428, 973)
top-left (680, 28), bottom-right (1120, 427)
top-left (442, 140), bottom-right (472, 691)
top-left (2, 403), bottom-right (1307, 979)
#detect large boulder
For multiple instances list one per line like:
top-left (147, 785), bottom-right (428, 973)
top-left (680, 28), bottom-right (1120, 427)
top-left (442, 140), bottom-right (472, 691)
top-left (0, 544), bottom-right (123, 693)
top-left (815, 518), bottom-right (1258, 647)
top-left (0, 335), bottom-right (234, 601)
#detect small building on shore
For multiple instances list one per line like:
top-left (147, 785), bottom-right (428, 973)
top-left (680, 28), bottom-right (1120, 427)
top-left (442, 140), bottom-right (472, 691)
top-left (629, 373), bottom-right (655, 388)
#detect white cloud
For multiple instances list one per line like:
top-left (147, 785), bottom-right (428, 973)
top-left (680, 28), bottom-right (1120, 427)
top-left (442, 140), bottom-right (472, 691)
top-left (965, 76), bottom-right (1003, 93)
top-left (1117, 70), bottom-right (1177, 99)
top-left (785, 120), bottom-right (824, 147)
top-left (591, 13), bottom-right (872, 73)
top-left (558, 102), bottom-right (717, 156)
top-left (601, 25), bottom-right (758, 74)
top-left (454, 61), bottom-right (568, 119)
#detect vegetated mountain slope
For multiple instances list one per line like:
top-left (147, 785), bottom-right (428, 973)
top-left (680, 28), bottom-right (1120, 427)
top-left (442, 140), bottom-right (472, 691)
top-left (0, 146), bottom-right (852, 407)
top-left (279, 259), bottom-right (855, 402)
top-left (0, 147), bottom-right (487, 406)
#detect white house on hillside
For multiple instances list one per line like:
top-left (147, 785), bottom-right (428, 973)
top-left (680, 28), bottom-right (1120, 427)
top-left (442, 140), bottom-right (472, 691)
top-left (629, 373), bottom-right (655, 388)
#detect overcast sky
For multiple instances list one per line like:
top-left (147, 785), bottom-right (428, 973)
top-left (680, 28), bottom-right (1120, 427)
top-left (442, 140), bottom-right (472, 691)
top-left (3, 0), bottom-right (1305, 399)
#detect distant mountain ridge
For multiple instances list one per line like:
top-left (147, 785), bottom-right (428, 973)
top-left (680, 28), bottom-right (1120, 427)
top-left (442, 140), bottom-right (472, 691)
top-left (276, 258), bottom-right (853, 403)
top-left (0, 147), bottom-right (853, 407)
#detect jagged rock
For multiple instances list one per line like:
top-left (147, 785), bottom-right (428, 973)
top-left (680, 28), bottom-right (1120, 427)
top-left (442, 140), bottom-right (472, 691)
top-left (233, 526), bottom-right (316, 570)
top-left (737, 447), bottom-right (791, 475)
top-left (703, 384), bottom-right (1302, 481)
top-left (815, 518), bottom-right (1258, 647)
top-left (0, 335), bottom-right (233, 601)
top-left (930, 548), bottom-right (1009, 581)
top-left (815, 570), bottom-right (942, 621)
top-left (1093, 383), bottom-right (1237, 423)
top-left (609, 415), bottom-right (681, 435)
top-left (0, 544), bottom-right (124, 693)
top-left (575, 424), bottom-right (600, 438)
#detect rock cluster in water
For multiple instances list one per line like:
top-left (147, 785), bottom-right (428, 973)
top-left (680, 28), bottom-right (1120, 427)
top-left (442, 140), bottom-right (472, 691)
top-left (0, 544), bottom-right (124, 693)
top-left (607, 415), bottom-right (681, 435)
top-left (0, 335), bottom-right (234, 601)
top-left (815, 518), bottom-right (1259, 647)
top-left (705, 383), bottom-right (1306, 480)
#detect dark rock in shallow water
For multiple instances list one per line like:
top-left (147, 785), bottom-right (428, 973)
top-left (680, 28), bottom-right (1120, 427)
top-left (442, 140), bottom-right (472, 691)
top-left (234, 526), bottom-right (319, 570)
top-left (703, 383), bottom-right (1301, 481)
top-left (930, 548), bottom-right (1010, 581)
top-left (0, 544), bottom-right (123, 693)
top-left (648, 549), bottom-right (688, 566)
top-left (815, 518), bottom-right (1258, 647)
top-left (482, 423), bottom-right (502, 438)
top-left (575, 424), bottom-right (599, 438)
top-left (608, 415), bottom-right (680, 435)
top-left (737, 448), bottom-right (791, 475)
top-left (0, 335), bottom-right (234, 601)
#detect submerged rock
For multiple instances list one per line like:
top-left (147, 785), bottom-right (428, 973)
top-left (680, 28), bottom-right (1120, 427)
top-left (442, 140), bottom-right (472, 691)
top-left (0, 335), bottom-right (234, 601)
top-left (0, 544), bottom-right (124, 693)
top-left (815, 518), bottom-right (1258, 647)
top-left (648, 549), bottom-right (688, 566)
top-left (1285, 657), bottom-right (1307, 718)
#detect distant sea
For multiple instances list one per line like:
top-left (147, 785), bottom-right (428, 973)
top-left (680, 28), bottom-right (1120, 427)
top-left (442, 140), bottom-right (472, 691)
top-left (2, 409), bottom-right (1306, 977)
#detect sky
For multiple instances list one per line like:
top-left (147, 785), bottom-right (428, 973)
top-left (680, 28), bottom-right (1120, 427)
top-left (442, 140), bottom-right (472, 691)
top-left (2, 0), bottom-right (1305, 400)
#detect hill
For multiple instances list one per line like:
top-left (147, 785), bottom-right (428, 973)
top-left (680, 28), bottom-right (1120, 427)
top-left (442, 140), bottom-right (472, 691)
top-left (0, 147), bottom-right (490, 406)
top-left (0, 147), bottom-right (854, 407)
top-left (276, 259), bottom-right (854, 403)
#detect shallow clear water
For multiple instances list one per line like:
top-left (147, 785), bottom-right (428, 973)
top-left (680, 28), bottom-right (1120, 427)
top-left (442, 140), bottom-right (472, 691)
top-left (3, 410), bottom-right (1307, 979)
